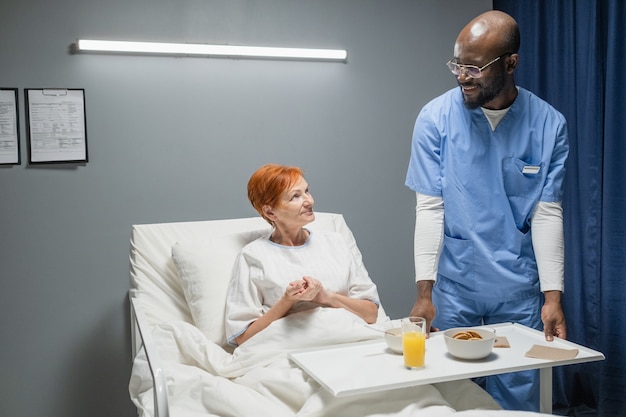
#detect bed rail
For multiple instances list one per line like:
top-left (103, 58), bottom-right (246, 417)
top-left (130, 295), bottom-right (170, 417)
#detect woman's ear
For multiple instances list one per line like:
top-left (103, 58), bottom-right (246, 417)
top-left (262, 205), bottom-right (276, 222)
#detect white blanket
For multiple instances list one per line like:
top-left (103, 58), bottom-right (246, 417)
top-left (129, 308), bottom-right (550, 417)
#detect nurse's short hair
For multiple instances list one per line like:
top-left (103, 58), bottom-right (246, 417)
top-left (247, 163), bottom-right (304, 224)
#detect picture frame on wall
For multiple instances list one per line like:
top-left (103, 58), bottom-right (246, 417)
top-left (25, 88), bottom-right (88, 164)
top-left (0, 88), bottom-right (20, 165)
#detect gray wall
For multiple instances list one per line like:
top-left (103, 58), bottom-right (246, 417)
top-left (0, 1), bottom-right (490, 416)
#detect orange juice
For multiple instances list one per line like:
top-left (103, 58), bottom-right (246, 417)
top-left (402, 331), bottom-right (426, 368)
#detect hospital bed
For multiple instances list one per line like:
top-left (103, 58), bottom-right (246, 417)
top-left (128, 212), bottom-right (554, 417)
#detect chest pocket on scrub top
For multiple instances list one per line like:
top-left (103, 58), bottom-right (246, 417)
top-left (502, 157), bottom-right (544, 233)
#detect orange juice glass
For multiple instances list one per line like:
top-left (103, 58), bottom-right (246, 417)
top-left (401, 317), bottom-right (426, 369)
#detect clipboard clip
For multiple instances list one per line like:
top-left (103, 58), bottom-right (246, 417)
top-left (42, 89), bottom-right (68, 96)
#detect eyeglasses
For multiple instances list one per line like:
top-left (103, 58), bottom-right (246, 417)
top-left (446, 52), bottom-right (512, 79)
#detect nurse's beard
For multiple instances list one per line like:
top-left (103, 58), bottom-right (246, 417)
top-left (462, 70), bottom-right (506, 109)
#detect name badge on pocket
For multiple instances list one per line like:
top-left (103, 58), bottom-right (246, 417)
top-left (522, 165), bottom-right (540, 174)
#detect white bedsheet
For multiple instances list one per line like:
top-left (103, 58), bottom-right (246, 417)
top-left (129, 308), bottom-right (551, 417)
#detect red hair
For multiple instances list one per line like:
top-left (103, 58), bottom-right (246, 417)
top-left (247, 164), bottom-right (304, 224)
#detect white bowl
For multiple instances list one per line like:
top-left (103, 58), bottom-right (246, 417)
top-left (384, 327), bottom-right (403, 354)
top-left (443, 327), bottom-right (496, 360)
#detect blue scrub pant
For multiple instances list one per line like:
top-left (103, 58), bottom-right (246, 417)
top-left (432, 283), bottom-right (543, 412)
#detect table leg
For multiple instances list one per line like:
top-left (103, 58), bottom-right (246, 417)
top-left (539, 368), bottom-right (552, 414)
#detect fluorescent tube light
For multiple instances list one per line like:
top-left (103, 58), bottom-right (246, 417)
top-left (75, 39), bottom-right (347, 62)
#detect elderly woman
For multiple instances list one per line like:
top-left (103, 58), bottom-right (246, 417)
top-left (225, 163), bottom-right (381, 346)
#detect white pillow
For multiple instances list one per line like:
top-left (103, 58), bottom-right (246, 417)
top-left (171, 228), bottom-right (269, 345)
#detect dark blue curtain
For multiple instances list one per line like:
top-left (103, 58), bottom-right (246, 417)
top-left (493, 1), bottom-right (626, 416)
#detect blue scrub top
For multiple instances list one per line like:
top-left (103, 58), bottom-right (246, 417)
top-left (406, 87), bottom-right (568, 302)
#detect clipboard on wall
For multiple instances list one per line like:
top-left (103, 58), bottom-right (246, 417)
top-left (25, 88), bottom-right (88, 164)
top-left (0, 88), bottom-right (20, 165)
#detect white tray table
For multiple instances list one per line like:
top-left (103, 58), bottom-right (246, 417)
top-left (289, 322), bottom-right (604, 413)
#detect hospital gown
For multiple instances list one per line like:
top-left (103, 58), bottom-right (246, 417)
top-left (224, 229), bottom-right (381, 347)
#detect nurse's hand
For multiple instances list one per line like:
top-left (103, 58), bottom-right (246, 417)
top-left (542, 290), bottom-right (567, 341)
top-left (410, 280), bottom-right (439, 338)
